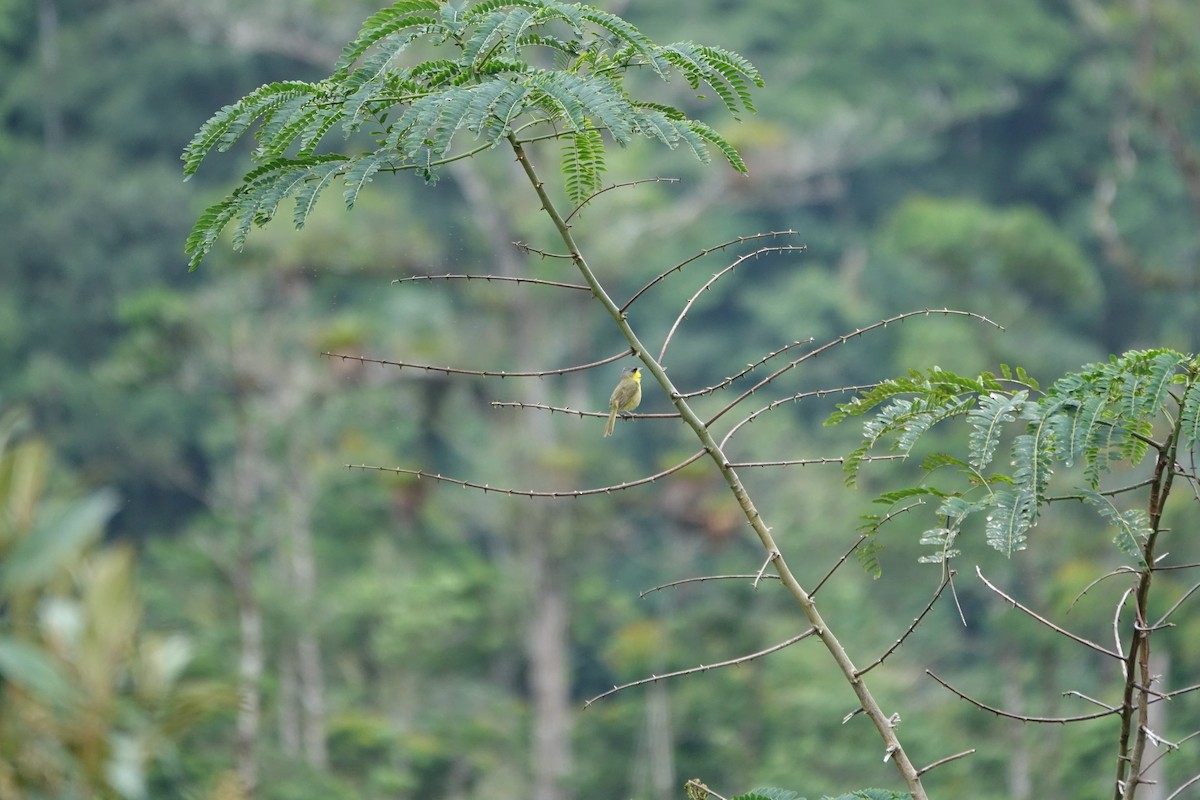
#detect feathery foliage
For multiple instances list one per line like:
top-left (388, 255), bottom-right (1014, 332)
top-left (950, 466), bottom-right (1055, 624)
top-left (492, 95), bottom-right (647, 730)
top-left (828, 350), bottom-right (1198, 564)
top-left (182, 0), bottom-right (762, 270)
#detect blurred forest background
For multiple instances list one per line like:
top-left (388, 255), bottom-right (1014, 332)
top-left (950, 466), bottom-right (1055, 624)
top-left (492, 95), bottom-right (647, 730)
top-left (2, 0), bottom-right (1199, 798)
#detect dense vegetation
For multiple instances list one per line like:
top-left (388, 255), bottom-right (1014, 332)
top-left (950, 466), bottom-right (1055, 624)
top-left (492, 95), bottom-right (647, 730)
top-left (1, 1), bottom-right (1198, 798)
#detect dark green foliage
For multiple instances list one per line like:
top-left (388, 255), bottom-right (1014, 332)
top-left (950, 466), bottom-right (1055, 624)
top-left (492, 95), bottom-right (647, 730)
top-left (830, 350), bottom-right (1197, 563)
top-left (182, 0), bottom-right (762, 270)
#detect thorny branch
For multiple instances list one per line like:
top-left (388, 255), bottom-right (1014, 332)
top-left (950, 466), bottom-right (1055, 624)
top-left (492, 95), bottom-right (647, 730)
top-left (583, 628), bottom-right (817, 708)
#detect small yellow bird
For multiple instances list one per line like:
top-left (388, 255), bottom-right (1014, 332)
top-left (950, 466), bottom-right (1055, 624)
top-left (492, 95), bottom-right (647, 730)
top-left (604, 366), bottom-right (642, 437)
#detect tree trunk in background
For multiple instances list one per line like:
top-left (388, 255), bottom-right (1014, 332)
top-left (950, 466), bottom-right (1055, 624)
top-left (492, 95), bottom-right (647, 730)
top-left (278, 650), bottom-right (301, 757)
top-left (233, 553), bottom-right (263, 798)
top-left (451, 161), bottom-right (574, 800)
top-left (1002, 648), bottom-right (1031, 800)
top-left (526, 532), bottom-right (572, 800)
top-left (229, 395), bottom-right (266, 798)
top-left (645, 681), bottom-right (675, 800)
top-left (287, 473), bottom-right (328, 770)
top-left (37, 0), bottom-right (63, 152)
top-left (1141, 650), bottom-right (1167, 800)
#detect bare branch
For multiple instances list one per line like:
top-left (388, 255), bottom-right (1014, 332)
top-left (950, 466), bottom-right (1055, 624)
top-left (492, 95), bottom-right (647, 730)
top-left (718, 384), bottom-right (882, 446)
top-left (1151, 560), bottom-right (1200, 572)
top-left (753, 550), bottom-right (779, 589)
top-left (949, 569), bottom-right (968, 627)
top-left (511, 241), bottom-right (574, 259)
top-left (1068, 567), bottom-right (1140, 612)
top-left (321, 348), bottom-right (632, 378)
top-left (392, 273), bottom-right (588, 290)
top-left (1151, 580), bottom-right (1200, 628)
top-left (658, 245), bottom-right (807, 363)
top-left (1147, 578), bottom-right (1195, 628)
top-left (705, 310), bottom-right (1004, 427)
top-left (810, 501), bottom-right (925, 596)
top-left (1063, 690), bottom-right (1118, 712)
top-left (926, 671), bottom-right (1121, 723)
top-left (857, 573), bottom-right (951, 676)
top-left (491, 400), bottom-right (678, 423)
top-left (977, 567), bottom-right (1122, 660)
top-left (583, 628), bottom-right (817, 708)
top-left (1158, 681), bottom-right (1200, 701)
top-left (916, 749), bottom-right (976, 777)
top-left (640, 573), bottom-right (780, 598)
top-left (1166, 773), bottom-right (1200, 800)
top-left (1142, 728), bottom-right (1200, 775)
top-left (677, 340), bottom-right (819, 400)
top-left (347, 449), bottom-right (706, 498)
top-left (1115, 586), bottom-right (1135, 672)
top-left (564, 176), bottom-right (681, 222)
top-left (811, 535), bottom-right (869, 597)
top-left (1046, 476), bottom-right (1158, 503)
top-left (623, 230), bottom-right (801, 312)
top-left (726, 456), bottom-right (895, 469)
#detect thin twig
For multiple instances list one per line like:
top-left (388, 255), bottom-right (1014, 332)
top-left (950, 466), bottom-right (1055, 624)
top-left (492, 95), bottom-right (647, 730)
top-left (1115, 586), bottom-right (1134, 675)
top-left (640, 573), bottom-right (780, 598)
top-left (1063, 690), bottom-right (1119, 711)
top-left (705, 310), bottom-right (1004, 427)
top-left (753, 550), bottom-right (779, 589)
top-left (810, 502), bottom-right (925, 597)
top-left (949, 569), bottom-right (967, 627)
top-left (1158, 681), bottom-right (1200, 700)
top-left (718, 385), bottom-right (883, 447)
top-left (391, 273), bottom-right (589, 290)
top-left (490, 400), bottom-right (678, 422)
top-left (564, 176), bottom-right (680, 222)
top-left (347, 449), bottom-right (706, 498)
top-left (926, 671), bottom-right (1121, 723)
top-left (857, 574), bottom-right (951, 676)
top-left (677, 340), bottom-right (820, 400)
top-left (916, 749), bottom-right (976, 777)
top-left (623, 230), bottom-right (801, 312)
top-left (1045, 476), bottom-right (1158, 503)
top-left (811, 503), bottom-right (921, 597)
top-left (727, 455), bottom-right (907, 469)
top-left (583, 628), bottom-right (817, 708)
top-left (321, 348), bottom-right (632, 378)
top-left (977, 567), bottom-right (1122, 659)
top-left (811, 535), bottom-right (869, 597)
top-left (511, 241), bottom-right (574, 259)
top-left (658, 245), bottom-right (806, 363)
top-left (1151, 560), bottom-right (1200, 571)
top-left (1142, 728), bottom-right (1200, 774)
top-left (1166, 773), bottom-right (1200, 800)
top-left (1151, 580), bottom-right (1200, 628)
top-left (1069, 567), bottom-right (1141, 612)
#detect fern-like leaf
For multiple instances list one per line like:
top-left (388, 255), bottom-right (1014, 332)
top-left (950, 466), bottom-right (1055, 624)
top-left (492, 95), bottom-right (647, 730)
top-left (1080, 489), bottom-right (1150, 565)
top-left (293, 157), bottom-right (350, 228)
top-left (984, 488), bottom-right (1031, 557)
top-left (561, 127), bottom-right (606, 205)
top-left (658, 42), bottom-right (763, 119)
top-left (334, 0), bottom-right (443, 77)
top-left (182, 82), bottom-right (321, 177)
top-left (1179, 377), bottom-right (1200, 449)
top-left (967, 391), bottom-right (1025, 471)
top-left (343, 152), bottom-right (394, 208)
top-left (686, 119), bottom-right (747, 173)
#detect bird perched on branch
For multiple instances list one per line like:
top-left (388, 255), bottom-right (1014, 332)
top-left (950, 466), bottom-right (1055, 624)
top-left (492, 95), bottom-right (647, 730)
top-left (604, 366), bottom-right (642, 437)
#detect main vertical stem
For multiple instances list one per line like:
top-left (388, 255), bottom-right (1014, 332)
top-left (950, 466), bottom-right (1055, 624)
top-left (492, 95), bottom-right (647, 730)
top-left (507, 135), bottom-right (928, 799)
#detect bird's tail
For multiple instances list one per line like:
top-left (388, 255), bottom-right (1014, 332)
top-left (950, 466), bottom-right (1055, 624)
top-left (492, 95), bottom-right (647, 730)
top-left (603, 406), bottom-right (617, 437)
